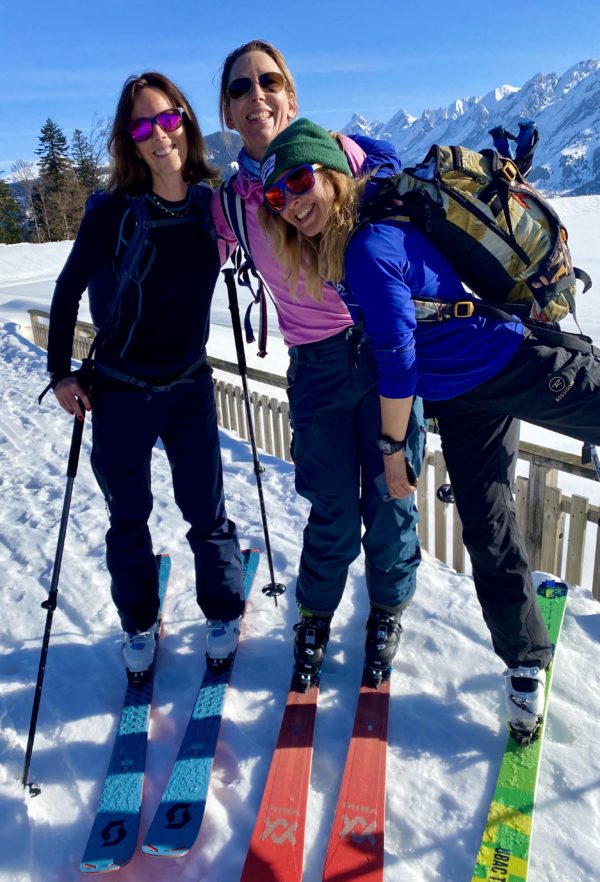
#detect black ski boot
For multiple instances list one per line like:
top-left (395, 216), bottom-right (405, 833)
top-left (364, 608), bottom-right (403, 686)
top-left (293, 612), bottom-right (332, 691)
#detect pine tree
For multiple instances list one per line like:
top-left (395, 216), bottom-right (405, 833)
top-left (10, 160), bottom-right (42, 243)
top-left (33, 119), bottom-right (82, 240)
top-left (71, 129), bottom-right (97, 193)
top-left (0, 177), bottom-right (23, 243)
top-left (36, 119), bottom-right (71, 182)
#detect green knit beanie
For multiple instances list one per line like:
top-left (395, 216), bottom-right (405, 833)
top-left (260, 118), bottom-right (351, 191)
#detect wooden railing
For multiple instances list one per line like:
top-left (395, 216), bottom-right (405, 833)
top-left (29, 309), bottom-right (600, 598)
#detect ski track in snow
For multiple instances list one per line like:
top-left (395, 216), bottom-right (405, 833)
top-left (0, 205), bottom-right (599, 881)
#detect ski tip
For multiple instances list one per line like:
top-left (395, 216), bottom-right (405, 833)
top-left (141, 843), bottom-right (190, 858)
top-left (80, 859), bottom-right (122, 874)
top-left (536, 579), bottom-right (568, 599)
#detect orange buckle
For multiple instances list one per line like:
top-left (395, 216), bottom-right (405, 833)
top-left (453, 301), bottom-right (475, 318)
top-left (500, 160), bottom-right (518, 182)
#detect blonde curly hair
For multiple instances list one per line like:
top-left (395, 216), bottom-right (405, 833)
top-left (259, 167), bottom-right (366, 300)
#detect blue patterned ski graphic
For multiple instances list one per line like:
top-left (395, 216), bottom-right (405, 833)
top-left (141, 548), bottom-right (260, 858)
top-left (80, 552), bottom-right (172, 874)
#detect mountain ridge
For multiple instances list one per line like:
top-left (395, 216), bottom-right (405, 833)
top-left (341, 59), bottom-right (600, 195)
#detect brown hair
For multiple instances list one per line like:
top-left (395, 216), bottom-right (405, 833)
top-left (218, 39), bottom-right (298, 129)
top-left (108, 71), bottom-right (219, 194)
top-left (258, 169), bottom-right (366, 300)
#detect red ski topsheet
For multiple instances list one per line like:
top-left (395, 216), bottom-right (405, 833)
top-left (322, 676), bottom-right (390, 882)
top-left (240, 682), bottom-right (319, 882)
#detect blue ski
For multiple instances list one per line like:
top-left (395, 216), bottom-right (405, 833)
top-left (80, 552), bottom-right (172, 874)
top-left (141, 548), bottom-right (260, 858)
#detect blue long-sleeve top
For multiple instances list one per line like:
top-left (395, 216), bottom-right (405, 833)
top-left (337, 143), bottom-right (525, 401)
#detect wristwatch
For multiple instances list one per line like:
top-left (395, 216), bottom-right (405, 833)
top-left (377, 434), bottom-right (406, 455)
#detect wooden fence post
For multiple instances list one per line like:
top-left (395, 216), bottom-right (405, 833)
top-left (539, 485), bottom-right (564, 575)
top-left (434, 450), bottom-right (448, 565)
top-left (566, 495), bottom-right (590, 587)
top-left (524, 463), bottom-right (557, 570)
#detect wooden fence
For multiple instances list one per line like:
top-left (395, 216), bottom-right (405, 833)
top-left (29, 309), bottom-right (600, 598)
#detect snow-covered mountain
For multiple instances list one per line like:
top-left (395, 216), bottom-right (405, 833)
top-left (343, 59), bottom-right (600, 195)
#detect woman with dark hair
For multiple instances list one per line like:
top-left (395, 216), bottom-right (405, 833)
top-left (47, 72), bottom-right (245, 681)
top-left (259, 118), bottom-right (600, 736)
top-left (213, 41), bottom-right (426, 689)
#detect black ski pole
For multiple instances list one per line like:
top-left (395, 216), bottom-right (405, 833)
top-left (22, 402), bottom-right (86, 795)
top-left (223, 267), bottom-right (286, 605)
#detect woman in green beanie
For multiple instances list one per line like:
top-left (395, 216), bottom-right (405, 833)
top-left (259, 117), bottom-right (600, 737)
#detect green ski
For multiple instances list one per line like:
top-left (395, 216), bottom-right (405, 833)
top-left (471, 577), bottom-right (568, 882)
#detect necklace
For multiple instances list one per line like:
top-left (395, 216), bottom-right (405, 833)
top-left (147, 188), bottom-right (192, 217)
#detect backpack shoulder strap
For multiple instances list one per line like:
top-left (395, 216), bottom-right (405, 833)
top-left (87, 195), bottom-right (151, 358)
top-left (221, 173), bottom-right (253, 264)
top-left (189, 183), bottom-right (217, 242)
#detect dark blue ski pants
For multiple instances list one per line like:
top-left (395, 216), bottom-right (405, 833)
top-left (90, 369), bottom-right (244, 633)
top-left (287, 327), bottom-right (426, 616)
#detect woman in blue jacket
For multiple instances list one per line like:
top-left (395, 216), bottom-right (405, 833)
top-left (259, 118), bottom-right (600, 737)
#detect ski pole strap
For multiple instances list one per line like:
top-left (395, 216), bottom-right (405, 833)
top-left (220, 178), bottom-right (269, 358)
top-left (230, 247), bottom-right (269, 358)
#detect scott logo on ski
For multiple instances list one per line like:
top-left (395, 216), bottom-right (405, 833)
top-left (100, 820), bottom-right (128, 847)
top-left (165, 802), bottom-right (192, 829)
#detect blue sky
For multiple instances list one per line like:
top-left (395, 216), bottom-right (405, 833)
top-left (2, 0), bottom-right (598, 172)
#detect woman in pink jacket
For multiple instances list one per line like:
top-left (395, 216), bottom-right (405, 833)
top-left (211, 40), bottom-right (426, 688)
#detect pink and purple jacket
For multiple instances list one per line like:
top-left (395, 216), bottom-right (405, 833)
top-left (210, 135), bottom-right (368, 348)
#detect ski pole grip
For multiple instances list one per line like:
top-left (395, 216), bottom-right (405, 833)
top-left (223, 268), bottom-right (247, 375)
top-left (66, 401), bottom-right (86, 478)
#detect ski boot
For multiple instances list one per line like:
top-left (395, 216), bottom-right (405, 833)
top-left (364, 608), bottom-right (402, 687)
top-left (123, 622), bottom-right (159, 686)
top-left (206, 617), bottom-right (242, 671)
top-left (292, 611), bottom-right (332, 691)
top-left (504, 665), bottom-right (546, 744)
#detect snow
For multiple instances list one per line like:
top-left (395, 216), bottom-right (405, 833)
top-left (0, 197), bottom-right (599, 881)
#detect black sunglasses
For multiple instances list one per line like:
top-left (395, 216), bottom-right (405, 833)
top-left (226, 71), bottom-right (286, 101)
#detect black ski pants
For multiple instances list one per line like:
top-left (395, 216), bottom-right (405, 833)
top-left (426, 326), bottom-right (599, 669)
top-left (90, 369), bottom-right (244, 633)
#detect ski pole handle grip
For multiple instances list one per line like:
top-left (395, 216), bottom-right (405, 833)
top-left (223, 268), bottom-right (247, 375)
top-left (66, 400), bottom-right (86, 478)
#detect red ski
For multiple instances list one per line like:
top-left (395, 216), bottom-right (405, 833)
top-left (240, 681), bottom-right (319, 882)
top-left (321, 674), bottom-right (391, 882)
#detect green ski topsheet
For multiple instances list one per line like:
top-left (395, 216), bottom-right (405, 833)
top-left (471, 578), bottom-right (568, 882)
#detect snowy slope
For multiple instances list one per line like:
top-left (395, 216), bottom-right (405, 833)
top-left (0, 197), bottom-right (599, 881)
